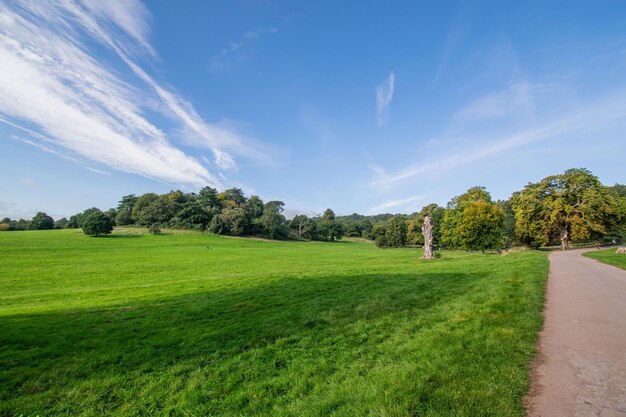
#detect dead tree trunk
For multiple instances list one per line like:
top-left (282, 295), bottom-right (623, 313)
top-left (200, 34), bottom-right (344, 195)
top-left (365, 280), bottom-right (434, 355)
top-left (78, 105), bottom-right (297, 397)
top-left (560, 227), bottom-right (569, 251)
top-left (421, 215), bottom-right (434, 260)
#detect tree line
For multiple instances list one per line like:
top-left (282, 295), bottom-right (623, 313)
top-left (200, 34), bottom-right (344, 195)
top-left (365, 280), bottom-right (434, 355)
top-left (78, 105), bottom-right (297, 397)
top-left (2, 168), bottom-right (624, 249)
top-left (369, 168), bottom-right (625, 251)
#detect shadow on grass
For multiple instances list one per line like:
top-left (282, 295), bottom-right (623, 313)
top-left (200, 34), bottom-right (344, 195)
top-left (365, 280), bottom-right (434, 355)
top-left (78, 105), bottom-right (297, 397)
top-left (0, 270), bottom-right (479, 415)
top-left (101, 234), bottom-right (144, 239)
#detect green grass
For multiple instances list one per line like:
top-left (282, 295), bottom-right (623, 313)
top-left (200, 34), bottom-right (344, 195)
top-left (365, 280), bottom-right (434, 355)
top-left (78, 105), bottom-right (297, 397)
top-left (0, 229), bottom-right (548, 417)
top-left (583, 247), bottom-right (626, 270)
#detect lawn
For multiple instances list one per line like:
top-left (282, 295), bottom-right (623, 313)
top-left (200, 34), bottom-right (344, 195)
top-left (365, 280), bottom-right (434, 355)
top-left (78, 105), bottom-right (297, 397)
top-left (0, 229), bottom-right (548, 417)
top-left (583, 247), bottom-right (626, 270)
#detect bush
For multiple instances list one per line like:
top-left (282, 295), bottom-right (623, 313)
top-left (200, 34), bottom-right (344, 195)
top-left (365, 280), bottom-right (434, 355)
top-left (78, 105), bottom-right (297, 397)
top-left (148, 224), bottom-right (162, 235)
top-left (82, 211), bottom-right (113, 237)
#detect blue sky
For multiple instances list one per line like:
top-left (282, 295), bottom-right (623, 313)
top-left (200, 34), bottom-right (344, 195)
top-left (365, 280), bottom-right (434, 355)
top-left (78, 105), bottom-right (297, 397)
top-left (1, 1), bottom-right (625, 219)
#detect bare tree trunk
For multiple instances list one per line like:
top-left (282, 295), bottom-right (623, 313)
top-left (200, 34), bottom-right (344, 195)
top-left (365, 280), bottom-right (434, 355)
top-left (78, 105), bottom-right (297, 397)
top-left (421, 215), bottom-right (434, 260)
top-left (560, 227), bottom-right (569, 251)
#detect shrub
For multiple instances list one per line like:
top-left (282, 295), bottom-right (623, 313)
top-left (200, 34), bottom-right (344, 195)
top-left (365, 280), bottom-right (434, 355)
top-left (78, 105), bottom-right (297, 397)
top-left (82, 211), bottom-right (113, 237)
top-left (148, 224), bottom-right (162, 235)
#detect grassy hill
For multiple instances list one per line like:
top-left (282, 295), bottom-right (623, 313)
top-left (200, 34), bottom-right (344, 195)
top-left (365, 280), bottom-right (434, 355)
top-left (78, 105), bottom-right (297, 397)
top-left (0, 229), bottom-right (548, 416)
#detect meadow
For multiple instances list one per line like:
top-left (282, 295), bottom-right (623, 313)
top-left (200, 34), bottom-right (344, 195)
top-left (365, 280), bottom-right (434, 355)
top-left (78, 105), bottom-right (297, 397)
top-left (0, 229), bottom-right (548, 417)
top-left (583, 247), bottom-right (626, 270)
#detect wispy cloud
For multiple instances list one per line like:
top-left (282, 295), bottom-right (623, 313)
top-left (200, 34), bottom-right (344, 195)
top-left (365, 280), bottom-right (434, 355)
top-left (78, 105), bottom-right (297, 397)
top-left (433, 14), bottom-right (470, 86)
top-left (370, 88), bottom-right (626, 189)
top-left (210, 27), bottom-right (278, 72)
top-left (0, 1), bottom-right (268, 188)
top-left (455, 81), bottom-right (549, 122)
top-left (370, 195), bottom-right (425, 214)
top-left (376, 72), bottom-right (395, 126)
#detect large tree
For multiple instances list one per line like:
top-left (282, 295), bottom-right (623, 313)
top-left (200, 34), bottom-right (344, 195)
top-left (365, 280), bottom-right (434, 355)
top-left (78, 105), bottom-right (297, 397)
top-left (82, 210), bottom-right (113, 237)
top-left (385, 216), bottom-right (407, 247)
top-left (441, 187), bottom-right (492, 249)
top-left (458, 200), bottom-right (504, 252)
top-left (512, 168), bottom-right (615, 249)
top-left (30, 212), bottom-right (54, 230)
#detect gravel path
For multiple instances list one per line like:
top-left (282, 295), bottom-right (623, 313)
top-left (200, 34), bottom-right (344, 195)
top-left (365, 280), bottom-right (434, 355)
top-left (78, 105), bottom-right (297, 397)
top-left (526, 248), bottom-right (626, 417)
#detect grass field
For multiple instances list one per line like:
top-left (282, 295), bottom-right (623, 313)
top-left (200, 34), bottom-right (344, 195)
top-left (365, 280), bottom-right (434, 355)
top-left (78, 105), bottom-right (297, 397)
top-left (0, 229), bottom-right (548, 417)
top-left (583, 247), bottom-right (626, 270)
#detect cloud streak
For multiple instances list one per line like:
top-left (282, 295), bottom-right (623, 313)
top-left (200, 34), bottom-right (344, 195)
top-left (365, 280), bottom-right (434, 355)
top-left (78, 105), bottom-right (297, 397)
top-left (371, 88), bottom-right (626, 189)
top-left (370, 195), bottom-right (425, 214)
top-left (376, 72), bottom-right (395, 126)
top-left (0, 1), bottom-right (267, 188)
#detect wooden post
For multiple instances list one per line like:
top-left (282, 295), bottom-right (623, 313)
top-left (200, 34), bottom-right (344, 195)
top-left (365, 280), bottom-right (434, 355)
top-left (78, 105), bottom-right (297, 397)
top-left (421, 215), bottom-right (434, 260)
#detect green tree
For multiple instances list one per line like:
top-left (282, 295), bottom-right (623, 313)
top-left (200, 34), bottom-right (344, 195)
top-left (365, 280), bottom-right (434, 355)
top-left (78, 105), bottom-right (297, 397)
top-left (512, 168), bottom-right (615, 248)
top-left (385, 216), bottom-right (408, 247)
top-left (115, 194), bottom-right (137, 226)
top-left (54, 218), bottom-right (69, 229)
top-left (317, 208), bottom-right (344, 241)
top-left (221, 207), bottom-right (249, 235)
top-left (82, 210), bottom-right (113, 236)
top-left (135, 198), bottom-right (178, 227)
top-left (218, 188), bottom-right (247, 208)
top-left (131, 193), bottom-right (159, 222)
top-left (30, 212), bottom-right (54, 230)
top-left (441, 187), bottom-right (492, 249)
top-left (459, 200), bottom-right (504, 252)
top-left (290, 214), bottom-right (314, 239)
top-left (258, 201), bottom-right (288, 239)
top-left (371, 223), bottom-right (387, 247)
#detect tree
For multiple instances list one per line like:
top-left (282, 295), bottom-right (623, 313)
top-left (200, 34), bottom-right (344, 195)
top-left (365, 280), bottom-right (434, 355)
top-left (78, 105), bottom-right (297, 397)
top-left (441, 187), bottom-right (492, 249)
top-left (421, 215), bottom-right (434, 259)
top-left (407, 204), bottom-right (444, 246)
top-left (385, 216), bottom-right (407, 247)
top-left (82, 210), bottom-right (113, 236)
top-left (115, 194), bottom-right (137, 226)
top-left (218, 188), bottom-right (246, 208)
top-left (221, 207), bottom-right (249, 235)
top-left (135, 198), bottom-right (178, 226)
top-left (289, 215), bottom-right (317, 240)
top-left (458, 200), bottom-right (504, 252)
top-left (131, 193), bottom-right (159, 222)
top-left (30, 212), bottom-right (54, 230)
top-left (512, 168), bottom-right (615, 249)
top-left (322, 208), bottom-right (336, 221)
top-left (258, 201), bottom-right (288, 239)
top-left (371, 223), bottom-right (387, 247)
top-left (54, 218), bottom-right (69, 229)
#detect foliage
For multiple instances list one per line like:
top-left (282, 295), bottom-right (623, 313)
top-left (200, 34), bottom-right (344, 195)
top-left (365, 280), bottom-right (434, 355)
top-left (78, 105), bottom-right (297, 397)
top-left (81, 210), bottom-right (114, 237)
top-left (148, 224), bottom-right (162, 235)
top-left (384, 215), bottom-right (408, 247)
top-left (54, 218), bottom-right (69, 229)
top-left (441, 187), bottom-right (493, 249)
top-left (511, 168), bottom-right (618, 247)
top-left (0, 229), bottom-right (549, 417)
top-left (458, 200), bottom-right (504, 252)
top-left (30, 212), bottom-right (54, 230)
top-left (407, 204), bottom-right (444, 246)
top-left (290, 214), bottom-right (317, 240)
top-left (258, 201), bottom-right (288, 239)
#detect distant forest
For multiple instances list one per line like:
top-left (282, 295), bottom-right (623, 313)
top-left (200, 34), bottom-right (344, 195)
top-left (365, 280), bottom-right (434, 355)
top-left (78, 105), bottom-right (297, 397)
top-left (2, 168), bottom-right (625, 251)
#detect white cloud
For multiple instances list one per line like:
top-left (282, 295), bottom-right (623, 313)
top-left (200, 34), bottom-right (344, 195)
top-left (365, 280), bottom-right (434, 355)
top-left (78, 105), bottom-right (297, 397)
top-left (376, 72), bottom-right (395, 126)
top-left (0, 1), bottom-right (268, 188)
top-left (370, 89), bottom-right (626, 190)
top-left (210, 27), bottom-right (278, 72)
top-left (455, 81), bottom-right (548, 122)
top-left (370, 195), bottom-right (425, 214)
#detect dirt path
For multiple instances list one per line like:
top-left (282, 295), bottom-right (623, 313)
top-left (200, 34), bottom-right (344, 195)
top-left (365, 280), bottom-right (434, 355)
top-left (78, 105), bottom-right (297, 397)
top-left (526, 248), bottom-right (626, 417)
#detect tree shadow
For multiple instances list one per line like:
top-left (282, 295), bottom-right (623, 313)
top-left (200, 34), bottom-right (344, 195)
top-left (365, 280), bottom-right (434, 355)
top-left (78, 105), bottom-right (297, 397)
top-left (0, 270), bottom-right (480, 415)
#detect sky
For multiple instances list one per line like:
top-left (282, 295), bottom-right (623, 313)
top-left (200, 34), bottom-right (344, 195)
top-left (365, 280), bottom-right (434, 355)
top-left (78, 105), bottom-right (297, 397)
top-left (1, 0), bottom-right (625, 219)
